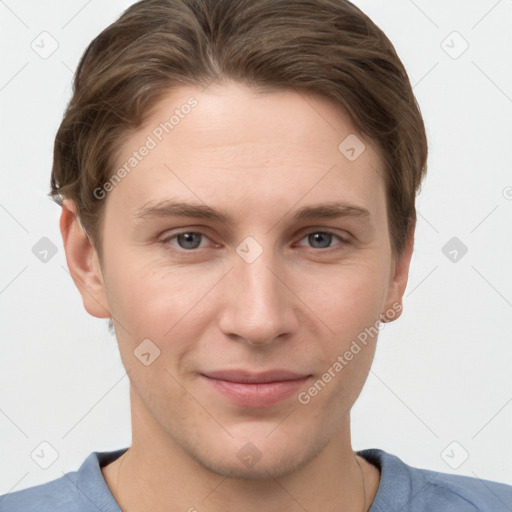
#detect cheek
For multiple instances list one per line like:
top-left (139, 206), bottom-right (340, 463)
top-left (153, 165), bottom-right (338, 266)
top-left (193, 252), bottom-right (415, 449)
top-left (304, 277), bottom-right (382, 408)
top-left (300, 257), bottom-right (389, 341)
top-left (295, 259), bottom-right (386, 401)
top-left (104, 255), bottom-right (222, 346)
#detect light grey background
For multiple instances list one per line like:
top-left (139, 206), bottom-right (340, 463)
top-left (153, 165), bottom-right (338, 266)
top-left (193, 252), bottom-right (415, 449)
top-left (1, 0), bottom-right (511, 493)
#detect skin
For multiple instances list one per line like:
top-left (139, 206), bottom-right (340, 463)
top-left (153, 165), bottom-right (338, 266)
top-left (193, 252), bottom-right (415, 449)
top-left (60, 82), bottom-right (414, 512)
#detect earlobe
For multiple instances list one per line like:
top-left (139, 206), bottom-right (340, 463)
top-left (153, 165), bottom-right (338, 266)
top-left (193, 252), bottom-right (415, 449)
top-left (60, 199), bottom-right (110, 319)
top-left (381, 226), bottom-right (415, 323)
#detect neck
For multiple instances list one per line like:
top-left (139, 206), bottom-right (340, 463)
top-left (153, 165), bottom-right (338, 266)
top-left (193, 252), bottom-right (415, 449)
top-left (102, 391), bottom-right (380, 512)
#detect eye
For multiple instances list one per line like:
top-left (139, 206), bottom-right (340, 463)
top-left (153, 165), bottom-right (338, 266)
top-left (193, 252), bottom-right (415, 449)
top-left (160, 229), bottom-right (349, 252)
top-left (162, 231), bottom-right (210, 250)
top-left (297, 231), bottom-right (348, 250)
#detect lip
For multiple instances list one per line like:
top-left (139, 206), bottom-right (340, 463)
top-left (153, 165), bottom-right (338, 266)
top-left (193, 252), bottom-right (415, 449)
top-left (201, 369), bottom-right (311, 407)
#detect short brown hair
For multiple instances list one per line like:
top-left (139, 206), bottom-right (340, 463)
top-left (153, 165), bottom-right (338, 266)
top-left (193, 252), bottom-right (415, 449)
top-left (50, 0), bottom-right (428, 261)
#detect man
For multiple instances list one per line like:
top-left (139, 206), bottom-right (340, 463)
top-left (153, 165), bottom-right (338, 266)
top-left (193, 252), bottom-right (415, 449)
top-left (1, 0), bottom-right (511, 510)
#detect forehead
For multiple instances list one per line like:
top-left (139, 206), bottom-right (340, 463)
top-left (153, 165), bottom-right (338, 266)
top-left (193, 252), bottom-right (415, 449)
top-left (105, 82), bottom-right (386, 225)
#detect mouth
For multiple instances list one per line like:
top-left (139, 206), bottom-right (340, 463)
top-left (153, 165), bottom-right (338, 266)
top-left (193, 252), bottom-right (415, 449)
top-left (200, 369), bottom-right (311, 407)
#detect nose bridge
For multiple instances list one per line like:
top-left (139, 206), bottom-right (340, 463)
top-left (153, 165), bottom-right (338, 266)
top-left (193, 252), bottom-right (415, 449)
top-left (218, 239), bottom-right (295, 344)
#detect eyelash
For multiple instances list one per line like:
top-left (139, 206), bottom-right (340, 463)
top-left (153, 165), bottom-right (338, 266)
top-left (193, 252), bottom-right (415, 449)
top-left (160, 229), bottom-right (350, 252)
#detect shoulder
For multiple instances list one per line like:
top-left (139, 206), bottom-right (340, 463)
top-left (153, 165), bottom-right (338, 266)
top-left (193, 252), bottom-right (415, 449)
top-left (410, 468), bottom-right (512, 511)
top-left (0, 472), bottom-right (80, 512)
top-left (358, 448), bottom-right (512, 512)
top-left (0, 448), bottom-right (127, 512)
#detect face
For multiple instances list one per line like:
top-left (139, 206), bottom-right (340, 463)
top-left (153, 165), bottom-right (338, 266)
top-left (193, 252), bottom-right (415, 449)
top-left (64, 82), bottom-right (412, 479)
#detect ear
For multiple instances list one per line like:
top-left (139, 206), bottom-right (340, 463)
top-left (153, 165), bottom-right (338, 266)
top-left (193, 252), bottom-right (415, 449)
top-left (60, 199), bottom-right (110, 319)
top-left (381, 225), bottom-right (415, 323)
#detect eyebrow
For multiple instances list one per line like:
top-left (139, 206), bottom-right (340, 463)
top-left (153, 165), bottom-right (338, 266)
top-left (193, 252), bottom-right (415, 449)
top-left (132, 200), bottom-right (371, 223)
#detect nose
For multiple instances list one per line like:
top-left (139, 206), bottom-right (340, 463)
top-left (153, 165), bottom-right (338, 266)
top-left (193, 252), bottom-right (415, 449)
top-left (217, 243), bottom-right (299, 346)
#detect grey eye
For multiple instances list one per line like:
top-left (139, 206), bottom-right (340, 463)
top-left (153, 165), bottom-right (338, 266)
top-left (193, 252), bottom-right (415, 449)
top-left (176, 232), bottom-right (203, 249)
top-left (307, 232), bottom-right (333, 249)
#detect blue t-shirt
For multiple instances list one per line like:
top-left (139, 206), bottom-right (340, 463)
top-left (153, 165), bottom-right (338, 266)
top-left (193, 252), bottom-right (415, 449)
top-left (1, 447), bottom-right (511, 511)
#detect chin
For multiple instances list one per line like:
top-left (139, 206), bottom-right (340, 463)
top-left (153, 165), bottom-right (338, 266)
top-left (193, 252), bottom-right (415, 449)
top-left (192, 448), bottom-right (308, 481)
top-left (183, 428), bottom-right (327, 481)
